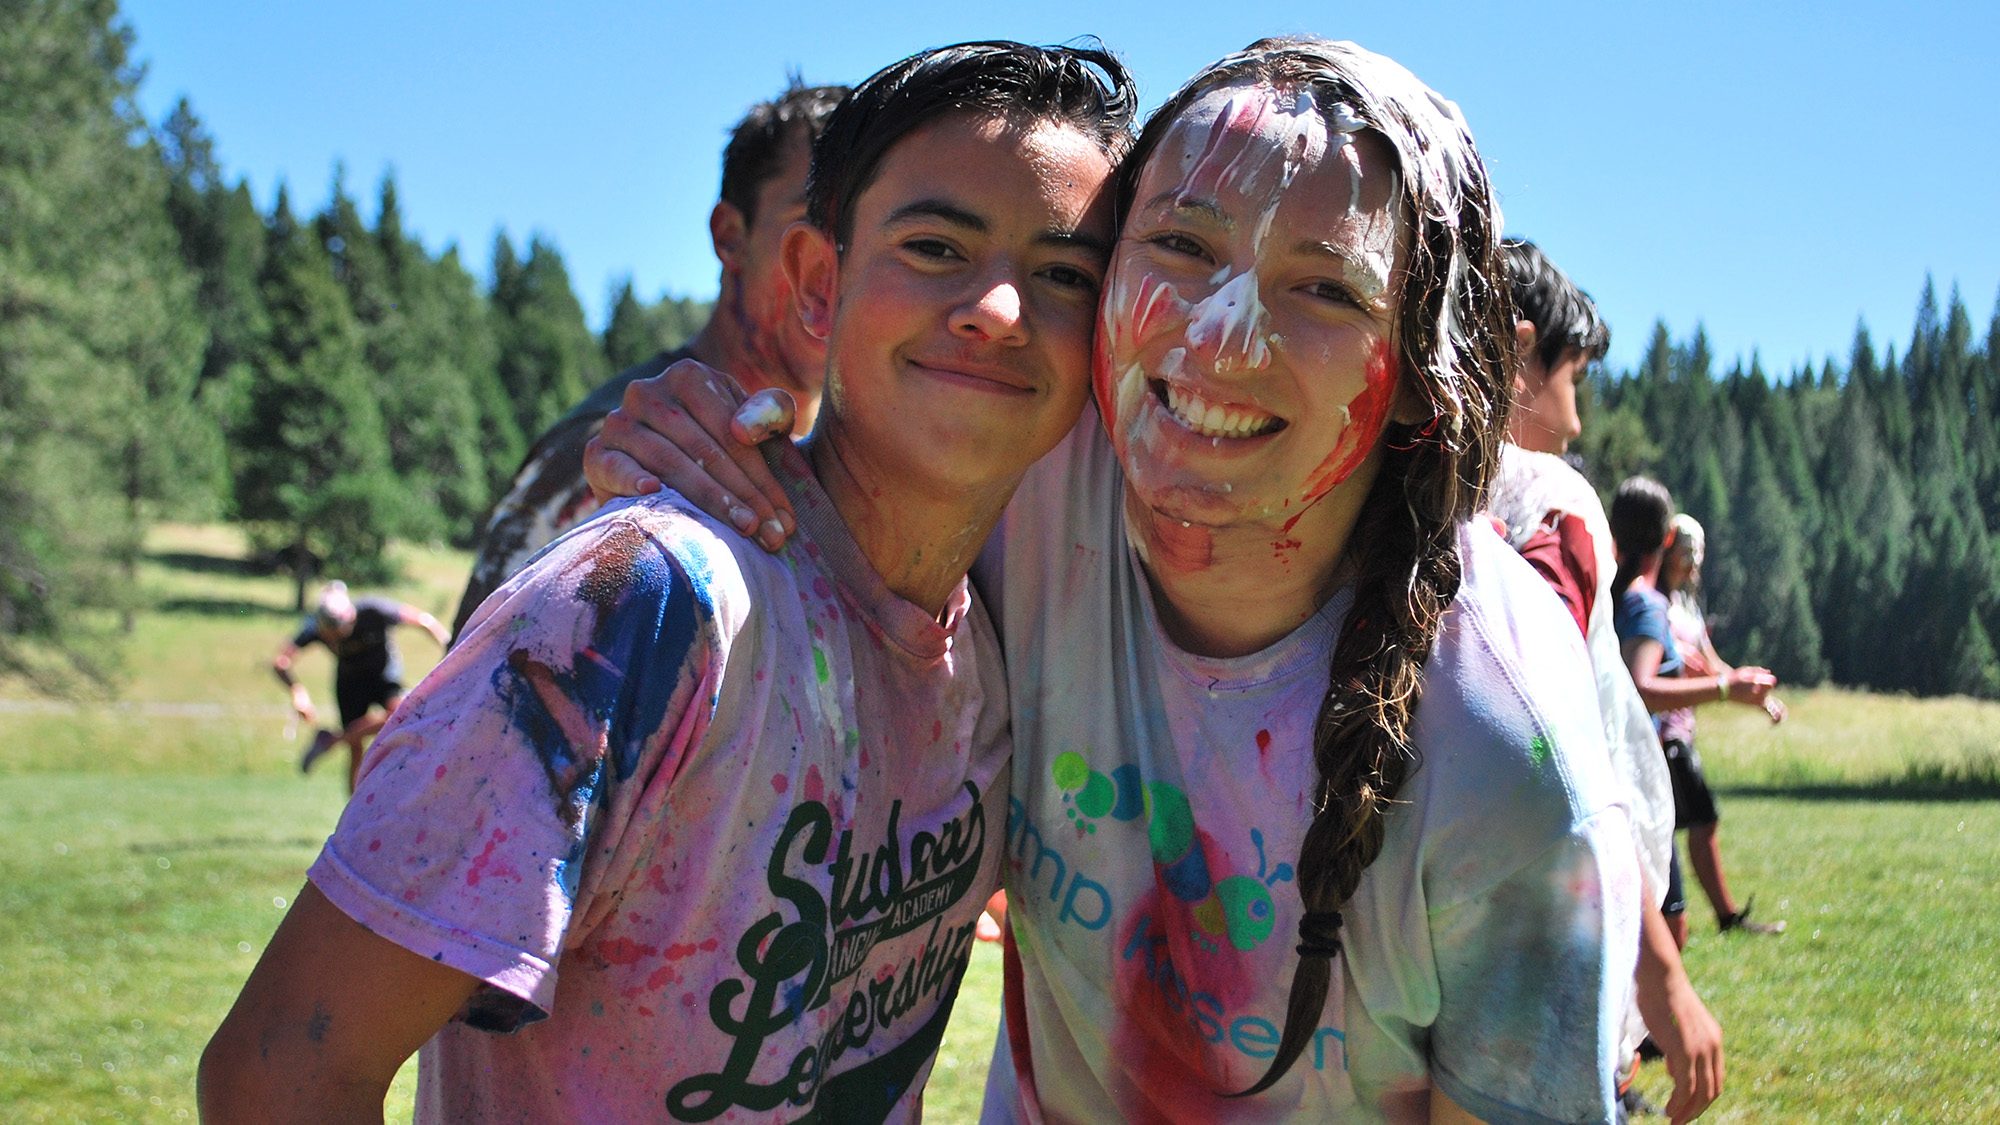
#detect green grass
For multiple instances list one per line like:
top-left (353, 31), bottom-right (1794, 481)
top-left (1625, 691), bottom-right (2000, 1122)
top-left (2, 524), bottom-right (1995, 1121)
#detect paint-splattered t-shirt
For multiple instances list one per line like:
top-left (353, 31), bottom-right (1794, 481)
top-left (450, 349), bottom-right (690, 640)
top-left (1488, 443), bottom-right (1675, 901)
top-left (976, 411), bottom-right (1639, 1125)
top-left (310, 445), bottom-right (1010, 1124)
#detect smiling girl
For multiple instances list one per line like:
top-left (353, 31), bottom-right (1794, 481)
top-left (590, 38), bottom-right (1638, 1124)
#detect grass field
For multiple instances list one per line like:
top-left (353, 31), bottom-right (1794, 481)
top-left (2, 524), bottom-right (1995, 1122)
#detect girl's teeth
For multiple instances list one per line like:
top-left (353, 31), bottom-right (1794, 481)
top-left (1162, 384), bottom-right (1276, 438)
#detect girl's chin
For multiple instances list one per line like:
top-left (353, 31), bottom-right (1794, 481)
top-left (1120, 472), bottom-right (1291, 530)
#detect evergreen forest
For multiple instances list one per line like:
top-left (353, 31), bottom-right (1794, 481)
top-left (4, 0), bottom-right (1996, 701)
top-left (1, 0), bottom-right (708, 688)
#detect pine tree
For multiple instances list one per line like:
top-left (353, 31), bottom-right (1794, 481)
top-left (1714, 432), bottom-right (1828, 683)
top-left (380, 178), bottom-right (505, 541)
top-left (231, 187), bottom-right (401, 608)
top-left (490, 232), bottom-right (605, 440)
top-left (602, 277), bottom-right (658, 371)
top-left (0, 0), bottom-right (206, 685)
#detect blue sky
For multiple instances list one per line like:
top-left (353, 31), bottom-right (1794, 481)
top-left (124, 0), bottom-right (1998, 375)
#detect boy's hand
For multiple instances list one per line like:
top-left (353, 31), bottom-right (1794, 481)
top-left (584, 360), bottom-right (798, 551)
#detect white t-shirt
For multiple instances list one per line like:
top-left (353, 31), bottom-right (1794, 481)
top-left (1487, 443), bottom-right (1675, 895)
top-left (977, 412), bottom-right (1639, 1124)
top-left (311, 448), bottom-right (1011, 1124)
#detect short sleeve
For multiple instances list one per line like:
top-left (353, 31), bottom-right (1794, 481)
top-left (1424, 805), bottom-right (1638, 1125)
top-left (308, 512), bottom-right (721, 1025)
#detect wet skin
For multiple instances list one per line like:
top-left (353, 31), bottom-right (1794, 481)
top-left (1098, 79), bottom-right (1409, 656)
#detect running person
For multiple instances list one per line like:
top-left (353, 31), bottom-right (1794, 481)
top-left (449, 80), bottom-right (849, 640)
top-left (273, 580), bottom-right (448, 791)
top-left (202, 42), bottom-right (1134, 1123)
top-left (1609, 481), bottom-right (1785, 949)
top-left (593, 38), bottom-right (1641, 1122)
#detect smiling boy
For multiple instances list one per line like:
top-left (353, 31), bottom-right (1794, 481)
top-left (199, 41), bottom-right (1132, 1124)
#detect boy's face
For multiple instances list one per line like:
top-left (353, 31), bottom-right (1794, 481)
top-left (719, 131), bottom-right (825, 394)
top-left (787, 112), bottom-right (1115, 492)
top-left (1511, 337), bottom-right (1587, 455)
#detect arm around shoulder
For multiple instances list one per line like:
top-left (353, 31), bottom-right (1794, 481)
top-left (199, 881), bottom-right (480, 1124)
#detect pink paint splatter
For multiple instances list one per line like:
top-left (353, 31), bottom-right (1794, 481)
top-left (594, 937), bottom-right (656, 966)
top-left (434, 764), bottom-right (447, 780)
top-left (803, 764), bottom-right (825, 804)
top-left (368, 839), bottom-right (382, 852)
top-left (771, 773), bottom-right (788, 795)
top-left (1256, 729), bottom-right (1272, 753)
top-left (464, 828), bottom-right (521, 888)
top-left (932, 720), bottom-right (943, 743)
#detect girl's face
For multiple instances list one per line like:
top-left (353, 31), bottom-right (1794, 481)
top-left (1097, 78), bottom-right (1406, 529)
top-left (1661, 540), bottom-right (1698, 592)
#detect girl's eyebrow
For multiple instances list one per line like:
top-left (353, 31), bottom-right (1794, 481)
top-left (1141, 191), bottom-right (1230, 226)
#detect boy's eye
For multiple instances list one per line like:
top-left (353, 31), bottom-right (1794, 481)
top-left (1042, 264), bottom-right (1099, 292)
top-left (904, 238), bottom-right (962, 260)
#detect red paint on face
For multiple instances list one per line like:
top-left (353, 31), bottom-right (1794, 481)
top-left (1301, 338), bottom-right (1397, 502)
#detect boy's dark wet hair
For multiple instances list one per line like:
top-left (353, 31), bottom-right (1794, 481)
top-left (1610, 475), bottom-right (1675, 595)
top-left (719, 79), bottom-right (850, 229)
top-left (804, 40), bottom-right (1137, 248)
top-left (1504, 237), bottom-right (1610, 372)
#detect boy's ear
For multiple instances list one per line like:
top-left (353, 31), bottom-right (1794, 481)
top-left (781, 222), bottom-right (838, 342)
top-left (709, 201), bottom-right (749, 273)
top-left (1512, 320), bottom-right (1540, 398)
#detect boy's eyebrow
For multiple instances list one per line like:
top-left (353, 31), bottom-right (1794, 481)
top-left (884, 198), bottom-right (1110, 256)
top-left (884, 199), bottom-right (986, 232)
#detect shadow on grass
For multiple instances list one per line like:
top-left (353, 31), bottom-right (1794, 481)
top-left (129, 836), bottom-right (323, 853)
top-left (146, 551), bottom-right (272, 578)
top-left (1719, 759), bottom-right (2000, 802)
top-left (154, 597), bottom-right (293, 618)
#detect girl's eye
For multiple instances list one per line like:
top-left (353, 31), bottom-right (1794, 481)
top-left (1147, 232), bottom-right (1209, 261)
top-left (1304, 280), bottom-right (1362, 306)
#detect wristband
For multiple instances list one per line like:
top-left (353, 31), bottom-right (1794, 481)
top-left (1718, 677), bottom-right (1730, 703)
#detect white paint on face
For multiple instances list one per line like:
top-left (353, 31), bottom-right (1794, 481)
top-left (1159, 82), bottom-right (1337, 375)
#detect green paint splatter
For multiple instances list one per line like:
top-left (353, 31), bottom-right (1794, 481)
top-left (1530, 735), bottom-right (1553, 766)
top-left (1077, 771), bottom-right (1116, 818)
top-left (813, 646), bottom-right (829, 683)
top-left (1051, 751), bottom-right (1090, 791)
top-left (1147, 782), bottom-right (1195, 865)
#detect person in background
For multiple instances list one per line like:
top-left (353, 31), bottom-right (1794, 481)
top-left (1610, 479), bottom-right (1787, 951)
top-left (449, 79), bottom-right (849, 639)
top-left (1657, 512), bottom-right (1786, 941)
top-left (1487, 239), bottom-right (1719, 1122)
top-left (273, 580), bottom-right (449, 792)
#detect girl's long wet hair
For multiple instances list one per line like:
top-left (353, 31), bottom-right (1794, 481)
top-left (1114, 38), bottom-right (1516, 1096)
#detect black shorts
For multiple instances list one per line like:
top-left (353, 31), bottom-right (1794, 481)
top-left (1662, 847), bottom-right (1689, 915)
top-left (335, 675), bottom-right (402, 728)
top-left (1664, 738), bottom-right (1720, 829)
